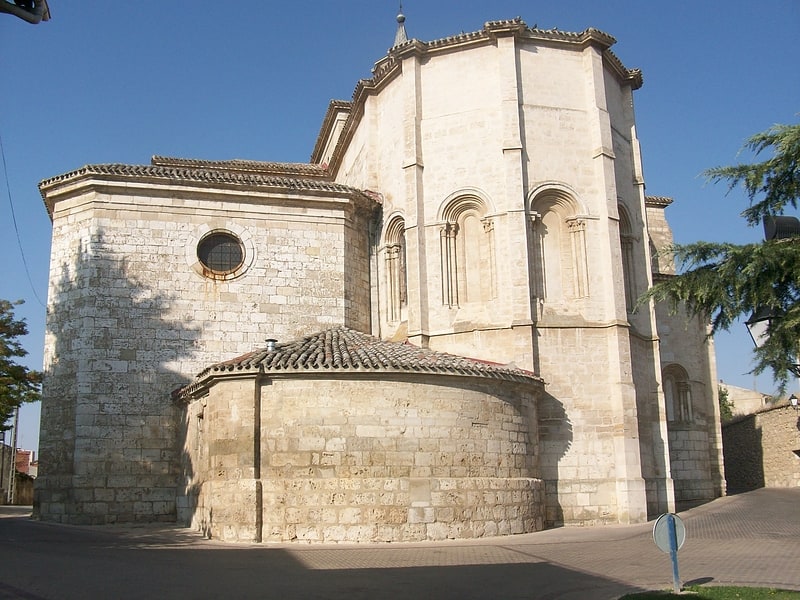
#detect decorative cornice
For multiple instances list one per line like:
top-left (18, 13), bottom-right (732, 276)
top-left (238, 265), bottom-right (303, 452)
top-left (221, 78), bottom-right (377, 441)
top-left (645, 195), bottom-right (674, 208)
top-left (39, 162), bottom-right (378, 218)
top-left (320, 18), bottom-right (643, 175)
top-left (174, 326), bottom-right (542, 401)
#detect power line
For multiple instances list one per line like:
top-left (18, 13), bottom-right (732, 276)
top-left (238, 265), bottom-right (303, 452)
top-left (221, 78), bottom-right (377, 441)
top-left (0, 130), bottom-right (46, 308)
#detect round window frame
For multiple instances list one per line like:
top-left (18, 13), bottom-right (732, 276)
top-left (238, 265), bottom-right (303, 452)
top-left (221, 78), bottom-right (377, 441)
top-left (197, 231), bottom-right (245, 279)
top-left (189, 225), bottom-right (254, 282)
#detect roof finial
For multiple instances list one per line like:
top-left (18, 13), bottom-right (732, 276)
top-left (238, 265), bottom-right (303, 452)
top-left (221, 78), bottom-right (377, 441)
top-left (393, 3), bottom-right (408, 47)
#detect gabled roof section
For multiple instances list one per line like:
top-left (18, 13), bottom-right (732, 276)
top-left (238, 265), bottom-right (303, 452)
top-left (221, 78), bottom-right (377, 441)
top-left (175, 326), bottom-right (542, 400)
top-left (310, 100), bottom-right (353, 166)
top-left (316, 17), bottom-right (643, 174)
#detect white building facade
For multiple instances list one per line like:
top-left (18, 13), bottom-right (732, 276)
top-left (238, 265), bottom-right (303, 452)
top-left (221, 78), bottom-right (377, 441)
top-left (35, 18), bottom-right (724, 539)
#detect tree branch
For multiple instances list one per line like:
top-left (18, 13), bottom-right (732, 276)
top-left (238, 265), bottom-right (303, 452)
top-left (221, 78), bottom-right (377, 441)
top-left (0, 0), bottom-right (50, 24)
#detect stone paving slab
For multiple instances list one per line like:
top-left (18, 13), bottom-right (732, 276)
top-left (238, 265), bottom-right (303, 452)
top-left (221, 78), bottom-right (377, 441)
top-left (0, 488), bottom-right (798, 599)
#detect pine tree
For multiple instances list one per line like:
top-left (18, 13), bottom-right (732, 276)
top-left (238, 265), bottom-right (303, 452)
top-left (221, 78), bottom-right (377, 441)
top-left (0, 299), bottom-right (41, 431)
top-left (644, 121), bottom-right (800, 390)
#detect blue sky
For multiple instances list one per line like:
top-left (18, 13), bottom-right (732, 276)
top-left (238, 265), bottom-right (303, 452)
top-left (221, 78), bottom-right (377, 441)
top-left (1, 1), bottom-right (798, 450)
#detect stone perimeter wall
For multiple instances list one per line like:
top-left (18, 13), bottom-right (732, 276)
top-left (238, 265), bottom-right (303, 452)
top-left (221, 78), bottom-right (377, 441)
top-left (723, 404), bottom-right (800, 493)
top-left (203, 476), bottom-right (543, 544)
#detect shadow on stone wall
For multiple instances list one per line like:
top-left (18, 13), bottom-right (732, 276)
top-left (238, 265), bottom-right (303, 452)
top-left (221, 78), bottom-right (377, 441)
top-left (35, 229), bottom-right (200, 523)
top-left (529, 322), bottom-right (574, 528)
top-left (537, 390), bottom-right (572, 527)
top-left (722, 405), bottom-right (800, 493)
top-left (722, 415), bottom-right (764, 494)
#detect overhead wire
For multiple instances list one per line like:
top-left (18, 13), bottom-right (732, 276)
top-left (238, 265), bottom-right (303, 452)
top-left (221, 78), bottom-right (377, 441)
top-left (0, 129), bottom-right (46, 308)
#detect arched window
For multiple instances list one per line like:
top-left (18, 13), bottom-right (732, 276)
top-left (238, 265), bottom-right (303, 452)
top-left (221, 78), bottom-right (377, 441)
top-left (384, 216), bottom-right (407, 322)
top-left (530, 190), bottom-right (588, 303)
top-left (440, 195), bottom-right (496, 307)
top-left (649, 239), bottom-right (660, 275)
top-left (618, 205), bottom-right (636, 312)
top-left (663, 364), bottom-right (693, 423)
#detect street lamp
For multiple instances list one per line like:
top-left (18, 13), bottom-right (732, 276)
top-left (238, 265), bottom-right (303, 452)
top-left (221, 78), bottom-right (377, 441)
top-left (745, 308), bottom-right (800, 377)
top-left (745, 307), bottom-right (773, 351)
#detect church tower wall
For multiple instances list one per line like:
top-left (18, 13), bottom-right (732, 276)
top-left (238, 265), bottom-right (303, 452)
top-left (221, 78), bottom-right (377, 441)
top-left (333, 25), bottom-right (665, 525)
top-left (647, 199), bottom-right (725, 508)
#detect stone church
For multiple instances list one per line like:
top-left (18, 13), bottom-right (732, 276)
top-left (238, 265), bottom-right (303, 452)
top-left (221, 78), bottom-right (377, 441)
top-left (34, 16), bottom-right (724, 542)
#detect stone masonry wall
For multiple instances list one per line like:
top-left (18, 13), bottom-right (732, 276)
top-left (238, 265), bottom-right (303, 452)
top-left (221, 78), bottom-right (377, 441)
top-left (655, 303), bottom-right (724, 509)
top-left (37, 186), bottom-right (373, 524)
top-left (185, 374), bottom-right (543, 543)
top-left (723, 404), bottom-right (800, 493)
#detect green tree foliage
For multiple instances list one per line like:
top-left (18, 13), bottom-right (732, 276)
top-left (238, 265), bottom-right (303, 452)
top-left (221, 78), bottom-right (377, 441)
top-left (0, 299), bottom-right (41, 431)
top-left (718, 386), bottom-right (734, 422)
top-left (705, 123), bottom-right (800, 227)
top-left (644, 121), bottom-right (800, 390)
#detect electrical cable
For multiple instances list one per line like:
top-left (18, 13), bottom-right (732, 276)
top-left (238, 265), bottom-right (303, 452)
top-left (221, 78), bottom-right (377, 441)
top-left (0, 130), bottom-right (46, 308)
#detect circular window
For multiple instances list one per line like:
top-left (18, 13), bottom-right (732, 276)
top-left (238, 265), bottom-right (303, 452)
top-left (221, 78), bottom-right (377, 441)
top-left (197, 231), bottom-right (244, 277)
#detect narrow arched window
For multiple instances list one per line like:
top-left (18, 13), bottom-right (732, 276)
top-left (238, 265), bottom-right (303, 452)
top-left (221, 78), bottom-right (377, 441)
top-left (384, 216), bottom-right (407, 322)
top-left (618, 205), bottom-right (636, 312)
top-left (440, 196), bottom-right (495, 307)
top-left (649, 239), bottom-right (660, 275)
top-left (530, 191), bottom-right (588, 303)
top-left (663, 365), bottom-right (693, 423)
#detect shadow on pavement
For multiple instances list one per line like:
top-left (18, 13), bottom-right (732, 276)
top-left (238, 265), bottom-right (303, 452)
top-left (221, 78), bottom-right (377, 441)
top-left (0, 513), bottom-right (644, 600)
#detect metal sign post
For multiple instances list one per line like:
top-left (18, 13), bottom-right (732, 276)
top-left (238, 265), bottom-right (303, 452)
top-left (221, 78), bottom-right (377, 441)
top-left (653, 512), bottom-right (686, 594)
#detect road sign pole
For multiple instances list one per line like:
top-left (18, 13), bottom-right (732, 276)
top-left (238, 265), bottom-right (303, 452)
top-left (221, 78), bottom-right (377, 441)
top-left (667, 513), bottom-right (681, 593)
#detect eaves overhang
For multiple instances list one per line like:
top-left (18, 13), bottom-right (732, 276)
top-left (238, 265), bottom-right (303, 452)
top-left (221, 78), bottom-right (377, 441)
top-left (39, 161), bottom-right (378, 219)
top-left (645, 196), bottom-right (674, 209)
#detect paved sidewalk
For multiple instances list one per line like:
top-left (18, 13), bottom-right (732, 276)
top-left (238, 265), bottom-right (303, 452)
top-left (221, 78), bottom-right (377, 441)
top-left (1, 487), bottom-right (798, 599)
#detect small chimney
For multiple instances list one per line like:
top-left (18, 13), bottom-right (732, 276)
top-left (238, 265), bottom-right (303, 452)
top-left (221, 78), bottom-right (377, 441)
top-left (265, 339), bottom-right (278, 352)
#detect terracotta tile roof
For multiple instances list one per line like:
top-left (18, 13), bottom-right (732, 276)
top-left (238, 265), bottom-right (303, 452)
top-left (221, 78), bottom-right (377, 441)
top-left (150, 156), bottom-right (331, 179)
top-left (39, 162), bottom-right (379, 218)
top-left (176, 327), bottom-right (542, 400)
top-left (39, 162), bottom-right (362, 195)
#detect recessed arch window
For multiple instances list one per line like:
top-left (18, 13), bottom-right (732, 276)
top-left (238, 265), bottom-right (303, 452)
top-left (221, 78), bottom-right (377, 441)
top-left (618, 204), bottom-right (636, 312)
top-left (197, 231), bottom-right (244, 278)
top-left (663, 364), bottom-right (693, 423)
top-left (439, 194), bottom-right (496, 307)
top-left (383, 215), bottom-right (407, 322)
top-left (529, 188), bottom-right (588, 304)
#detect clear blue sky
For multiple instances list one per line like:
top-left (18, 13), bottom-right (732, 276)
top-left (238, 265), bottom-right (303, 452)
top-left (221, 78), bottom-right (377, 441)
top-left (1, 1), bottom-right (798, 451)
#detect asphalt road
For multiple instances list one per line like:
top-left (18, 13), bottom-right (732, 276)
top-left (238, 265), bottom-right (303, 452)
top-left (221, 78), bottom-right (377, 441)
top-left (1, 487), bottom-right (798, 600)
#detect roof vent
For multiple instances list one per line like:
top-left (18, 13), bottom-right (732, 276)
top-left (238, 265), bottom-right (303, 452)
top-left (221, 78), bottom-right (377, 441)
top-left (265, 339), bottom-right (278, 352)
